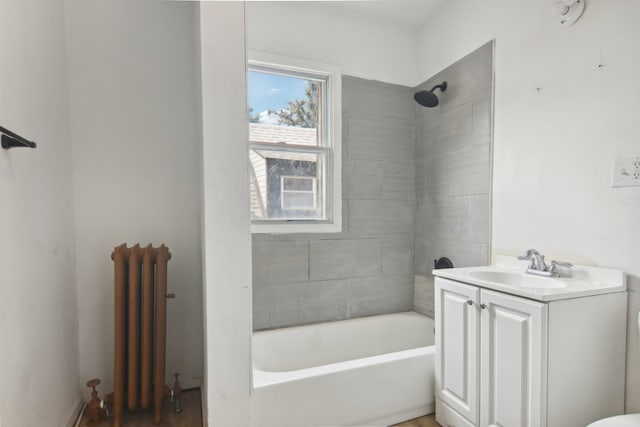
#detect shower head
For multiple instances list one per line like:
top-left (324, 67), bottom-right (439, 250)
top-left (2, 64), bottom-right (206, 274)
top-left (414, 81), bottom-right (448, 107)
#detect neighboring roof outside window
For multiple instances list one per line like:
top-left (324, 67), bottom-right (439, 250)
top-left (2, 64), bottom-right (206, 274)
top-left (249, 123), bottom-right (317, 146)
top-left (249, 123), bottom-right (318, 219)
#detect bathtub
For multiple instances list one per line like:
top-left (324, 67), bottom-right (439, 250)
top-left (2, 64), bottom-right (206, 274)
top-left (251, 311), bottom-right (435, 427)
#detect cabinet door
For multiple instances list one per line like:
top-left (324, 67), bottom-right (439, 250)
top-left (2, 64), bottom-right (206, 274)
top-left (480, 289), bottom-right (547, 427)
top-left (435, 278), bottom-right (480, 425)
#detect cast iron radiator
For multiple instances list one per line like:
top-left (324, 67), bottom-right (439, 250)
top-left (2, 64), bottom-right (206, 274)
top-left (111, 243), bottom-right (173, 426)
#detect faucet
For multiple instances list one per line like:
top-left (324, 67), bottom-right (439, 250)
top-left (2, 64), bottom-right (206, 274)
top-left (519, 249), bottom-right (546, 271)
top-left (518, 249), bottom-right (573, 277)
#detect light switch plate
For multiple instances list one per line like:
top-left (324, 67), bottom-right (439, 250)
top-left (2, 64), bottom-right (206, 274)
top-left (611, 156), bottom-right (640, 187)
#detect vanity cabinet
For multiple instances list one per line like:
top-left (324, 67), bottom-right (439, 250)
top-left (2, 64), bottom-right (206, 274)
top-left (434, 276), bottom-right (627, 427)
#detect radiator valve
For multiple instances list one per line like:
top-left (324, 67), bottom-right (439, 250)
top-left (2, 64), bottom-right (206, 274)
top-left (86, 379), bottom-right (105, 424)
top-left (170, 373), bottom-right (183, 413)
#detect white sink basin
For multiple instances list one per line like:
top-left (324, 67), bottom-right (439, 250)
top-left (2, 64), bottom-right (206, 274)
top-left (467, 270), bottom-right (566, 289)
top-left (432, 255), bottom-right (626, 302)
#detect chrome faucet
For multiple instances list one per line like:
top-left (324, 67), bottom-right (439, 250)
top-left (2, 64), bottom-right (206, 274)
top-left (519, 249), bottom-right (546, 271)
top-left (518, 249), bottom-right (573, 277)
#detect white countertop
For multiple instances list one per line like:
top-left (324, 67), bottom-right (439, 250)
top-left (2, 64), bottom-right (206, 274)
top-left (432, 255), bottom-right (626, 302)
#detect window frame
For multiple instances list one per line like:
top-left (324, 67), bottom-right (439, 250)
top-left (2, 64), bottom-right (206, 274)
top-left (248, 52), bottom-right (342, 234)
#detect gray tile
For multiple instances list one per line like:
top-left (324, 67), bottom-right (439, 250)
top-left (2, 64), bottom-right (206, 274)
top-left (415, 130), bottom-right (438, 162)
top-left (415, 160), bottom-right (427, 199)
top-left (424, 122), bottom-right (488, 161)
top-left (346, 115), bottom-right (415, 163)
top-left (414, 43), bottom-right (493, 304)
top-left (269, 282), bottom-right (302, 329)
top-left (470, 194), bottom-right (491, 243)
top-left (341, 110), bottom-right (350, 160)
top-left (421, 195), bottom-right (491, 244)
top-left (415, 107), bottom-right (442, 133)
top-left (423, 239), bottom-right (462, 270)
top-left (341, 199), bottom-right (350, 235)
top-left (252, 239), bottom-right (309, 285)
top-left (438, 102), bottom-right (473, 145)
top-left (423, 239), bottom-right (489, 269)
top-left (414, 199), bottom-right (429, 238)
top-left (253, 284), bottom-right (270, 330)
top-left (343, 76), bottom-right (416, 119)
top-left (309, 239), bottom-right (382, 281)
top-left (424, 145), bottom-right (491, 198)
top-left (472, 95), bottom-right (492, 138)
top-left (381, 237), bottom-right (414, 277)
top-left (299, 280), bottom-right (349, 324)
top-left (470, 194), bottom-right (491, 217)
top-left (414, 274), bottom-right (435, 318)
top-left (344, 159), bottom-right (380, 200)
top-left (414, 236), bottom-right (430, 276)
top-left (422, 196), bottom-right (472, 242)
top-left (381, 161), bottom-right (415, 201)
top-left (470, 242), bottom-right (489, 266)
top-left (350, 199), bottom-right (414, 235)
top-left (347, 276), bottom-right (413, 318)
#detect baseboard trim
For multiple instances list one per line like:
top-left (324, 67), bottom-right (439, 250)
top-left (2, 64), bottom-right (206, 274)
top-left (66, 399), bottom-right (86, 427)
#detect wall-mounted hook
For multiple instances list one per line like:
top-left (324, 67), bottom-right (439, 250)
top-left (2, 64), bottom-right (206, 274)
top-left (1, 126), bottom-right (36, 149)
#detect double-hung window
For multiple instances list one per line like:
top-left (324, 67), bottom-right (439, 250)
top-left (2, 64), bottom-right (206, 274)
top-left (247, 53), bottom-right (341, 233)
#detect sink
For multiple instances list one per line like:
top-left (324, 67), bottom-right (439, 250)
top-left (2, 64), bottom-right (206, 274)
top-left (433, 255), bottom-right (626, 302)
top-left (467, 270), bottom-right (566, 289)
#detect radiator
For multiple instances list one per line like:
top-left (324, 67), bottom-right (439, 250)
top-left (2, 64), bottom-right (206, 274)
top-left (111, 243), bottom-right (172, 426)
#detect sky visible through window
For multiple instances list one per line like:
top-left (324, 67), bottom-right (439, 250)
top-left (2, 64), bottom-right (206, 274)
top-left (248, 71), bottom-right (307, 116)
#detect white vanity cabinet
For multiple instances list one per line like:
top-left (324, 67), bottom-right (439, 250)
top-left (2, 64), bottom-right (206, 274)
top-left (434, 276), bottom-right (627, 427)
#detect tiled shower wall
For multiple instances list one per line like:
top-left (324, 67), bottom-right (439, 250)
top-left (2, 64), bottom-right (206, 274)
top-left (413, 42), bottom-right (493, 317)
top-left (252, 76), bottom-right (416, 330)
top-left (252, 44), bottom-right (493, 329)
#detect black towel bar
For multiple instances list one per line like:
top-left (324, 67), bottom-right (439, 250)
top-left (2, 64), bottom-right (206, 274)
top-left (0, 125), bottom-right (37, 149)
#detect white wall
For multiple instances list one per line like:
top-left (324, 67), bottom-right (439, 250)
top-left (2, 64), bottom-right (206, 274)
top-left (199, 3), bottom-right (252, 426)
top-left (0, 1), bottom-right (80, 425)
top-left (416, 0), bottom-right (640, 412)
top-left (246, 2), bottom-right (419, 87)
top-left (64, 0), bottom-right (203, 397)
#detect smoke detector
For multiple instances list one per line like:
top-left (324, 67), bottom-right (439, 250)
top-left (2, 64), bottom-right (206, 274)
top-left (553, 0), bottom-right (585, 26)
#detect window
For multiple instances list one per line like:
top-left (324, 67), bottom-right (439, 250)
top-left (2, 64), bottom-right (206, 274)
top-left (281, 176), bottom-right (317, 211)
top-left (247, 52), bottom-right (341, 233)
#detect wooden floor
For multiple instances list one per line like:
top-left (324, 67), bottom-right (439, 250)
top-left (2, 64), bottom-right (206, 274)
top-left (78, 389), bottom-right (202, 427)
top-left (77, 388), bottom-right (437, 427)
top-left (391, 414), bottom-right (439, 427)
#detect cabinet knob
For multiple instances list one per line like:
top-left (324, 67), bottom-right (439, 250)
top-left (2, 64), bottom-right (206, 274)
top-left (480, 303), bottom-right (487, 310)
top-left (467, 299), bottom-right (474, 306)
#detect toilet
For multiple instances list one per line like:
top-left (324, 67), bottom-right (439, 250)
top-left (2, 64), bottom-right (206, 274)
top-left (586, 311), bottom-right (640, 426)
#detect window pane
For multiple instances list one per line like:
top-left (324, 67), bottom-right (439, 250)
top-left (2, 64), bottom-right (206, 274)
top-left (249, 148), bottom-right (325, 221)
top-left (282, 192), bottom-right (315, 210)
top-left (247, 58), bottom-right (340, 231)
top-left (283, 176), bottom-right (314, 192)
top-left (248, 69), bottom-right (323, 147)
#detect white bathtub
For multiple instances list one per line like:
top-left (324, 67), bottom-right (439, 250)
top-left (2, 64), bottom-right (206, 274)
top-left (251, 311), bottom-right (435, 427)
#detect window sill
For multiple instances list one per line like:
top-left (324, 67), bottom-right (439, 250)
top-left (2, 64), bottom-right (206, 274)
top-left (251, 220), bottom-right (341, 234)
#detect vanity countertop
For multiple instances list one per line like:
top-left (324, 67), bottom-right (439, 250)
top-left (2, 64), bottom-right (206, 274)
top-left (432, 255), bottom-right (626, 302)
